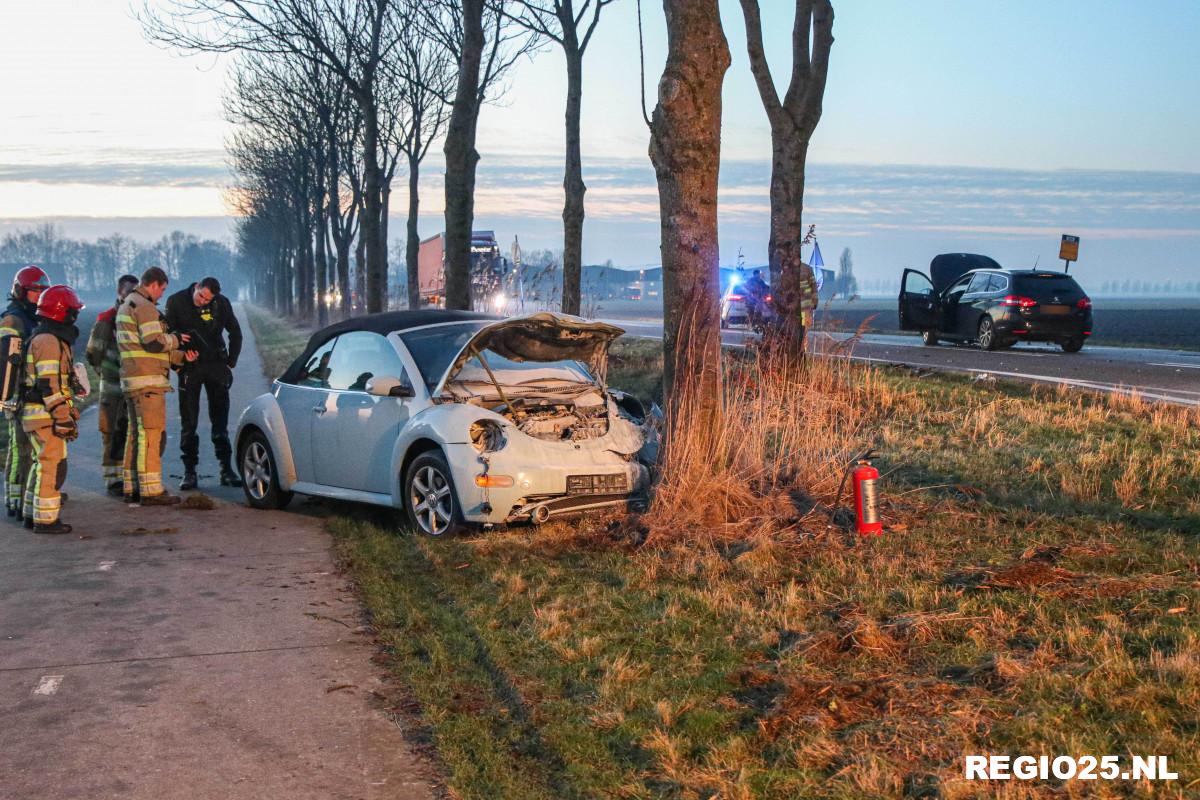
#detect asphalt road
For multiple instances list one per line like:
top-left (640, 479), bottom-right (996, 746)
top-left (0, 305), bottom-right (434, 800)
top-left (607, 318), bottom-right (1200, 407)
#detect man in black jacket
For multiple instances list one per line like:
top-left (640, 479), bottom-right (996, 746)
top-left (164, 277), bottom-right (243, 490)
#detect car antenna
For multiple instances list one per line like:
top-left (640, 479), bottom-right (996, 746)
top-left (1033, 254), bottom-right (1040, 268)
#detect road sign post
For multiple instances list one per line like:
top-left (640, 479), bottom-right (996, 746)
top-left (1059, 234), bottom-right (1080, 273)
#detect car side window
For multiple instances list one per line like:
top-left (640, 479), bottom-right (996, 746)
top-left (296, 339), bottom-right (336, 388)
top-left (324, 331), bottom-right (410, 393)
top-left (947, 276), bottom-right (973, 296)
top-left (966, 273), bottom-right (991, 294)
top-left (988, 274), bottom-right (1009, 293)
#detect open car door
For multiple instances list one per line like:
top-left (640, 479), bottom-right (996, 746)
top-left (898, 269), bottom-right (941, 331)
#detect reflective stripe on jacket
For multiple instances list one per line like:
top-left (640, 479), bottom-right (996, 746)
top-left (22, 333), bottom-right (73, 427)
top-left (117, 287), bottom-right (182, 392)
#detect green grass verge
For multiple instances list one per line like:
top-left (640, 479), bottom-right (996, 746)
top-left (252, 308), bottom-right (1200, 798)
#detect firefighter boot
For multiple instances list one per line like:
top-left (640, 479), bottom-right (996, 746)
top-left (34, 520), bottom-right (72, 535)
top-left (180, 469), bottom-right (198, 491)
top-left (23, 515), bottom-right (33, 530)
top-left (219, 461), bottom-right (242, 488)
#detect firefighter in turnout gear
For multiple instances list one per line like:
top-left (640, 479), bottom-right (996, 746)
top-left (21, 285), bottom-right (84, 534)
top-left (1, 265), bottom-right (50, 520)
top-left (117, 267), bottom-right (197, 505)
top-left (85, 274), bottom-right (139, 496)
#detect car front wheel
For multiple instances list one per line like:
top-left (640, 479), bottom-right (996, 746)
top-left (404, 450), bottom-right (466, 536)
top-left (977, 317), bottom-right (999, 351)
top-left (240, 431), bottom-right (293, 510)
top-left (921, 329), bottom-right (939, 346)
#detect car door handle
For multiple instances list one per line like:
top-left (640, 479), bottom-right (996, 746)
top-left (313, 405), bottom-right (326, 415)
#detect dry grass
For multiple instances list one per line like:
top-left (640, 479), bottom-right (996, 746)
top-left (249, 311), bottom-right (1200, 799)
top-left (646, 332), bottom-right (901, 544)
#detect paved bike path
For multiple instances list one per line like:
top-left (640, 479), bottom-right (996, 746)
top-left (0, 305), bottom-right (434, 800)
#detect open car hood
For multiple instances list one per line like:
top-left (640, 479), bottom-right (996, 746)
top-left (929, 253), bottom-right (1002, 293)
top-left (435, 312), bottom-right (625, 396)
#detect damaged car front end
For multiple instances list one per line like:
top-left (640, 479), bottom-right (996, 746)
top-left (429, 313), bottom-right (657, 527)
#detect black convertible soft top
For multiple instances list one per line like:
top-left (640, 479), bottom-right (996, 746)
top-left (278, 309), bottom-right (499, 383)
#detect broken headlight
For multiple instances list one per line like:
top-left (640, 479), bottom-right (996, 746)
top-left (470, 419), bottom-right (507, 452)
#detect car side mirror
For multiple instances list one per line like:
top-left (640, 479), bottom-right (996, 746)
top-left (365, 376), bottom-right (413, 398)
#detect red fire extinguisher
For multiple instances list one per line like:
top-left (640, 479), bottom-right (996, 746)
top-left (852, 458), bottom-right (882, 535)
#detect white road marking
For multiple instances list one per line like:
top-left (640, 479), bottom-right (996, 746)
top-left (34, 675), bottom-right (64, 695)
top-left (98, 561), bottom-right (117, 571)
top-left (1149, 362), bottom-right (1200, 370)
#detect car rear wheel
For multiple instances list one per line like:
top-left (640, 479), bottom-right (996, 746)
top-left (1061, 337), bottom-right (1084, 353)
top-left (240, 431), bottom-right (293, 510)
top-left (921, 330), bottom-right (939, 346)
top-left (977, 317), bottom-right (999, 351)
top-left (404, 451), bottom-right (465, 536)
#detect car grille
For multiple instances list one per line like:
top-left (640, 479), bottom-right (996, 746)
top-left (566, 473), bottom-right (629, 495)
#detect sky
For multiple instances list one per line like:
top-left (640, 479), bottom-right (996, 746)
top-left (1, 0), bottom-right (1198, 288)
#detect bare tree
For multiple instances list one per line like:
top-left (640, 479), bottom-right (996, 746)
top-left (142, 0), bottom-right (403, 313)
top-left (381, 11), bottom-right (455, 310)
top-left (649, 0), bottom-right (730, 429)
top-left (422, 0), bottom-right (540, 310)
top-left (738, 0), bottom-right (834, 349)
top-left (505, 0), bottom-right (617, 315)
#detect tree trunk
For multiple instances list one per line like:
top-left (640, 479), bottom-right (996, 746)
top-left (768, 133), bottom-right (812, 350)
top-left (560, 36), bottom-right (585, 316)
top-left (361, 101), bottom-right (387, 313)
top-left (354, 226), bottom-right (366, 311)
top-left (443, 0), bottom-right (485, 311)
top-left (380, 181), bottom-right (392, 311)
top-left (327, 151), bottom-right (353, 320)
top-left (315, 216), bottom-right (329, 327)
top-left (406, 151), bottom-right (421, 310)
top-left (649, 0), bottom-right (730, 430)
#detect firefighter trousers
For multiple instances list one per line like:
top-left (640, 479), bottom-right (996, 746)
top-left (123, 389), bottom-right (167, 498)
top-left (98, 392), bottom-right (128, 487)
top-left (5, 415), bottom-right (32, 513)
top-left (24, 425), bottom-right (66, 526)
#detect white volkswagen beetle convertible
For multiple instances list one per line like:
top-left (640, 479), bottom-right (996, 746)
top-left (235, 310), bottom-right (657, 535)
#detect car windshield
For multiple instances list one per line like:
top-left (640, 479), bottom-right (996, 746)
top-left (399, 322), bottom-right (490, 390)
top-left (451, 349), bottom-right (595, 394)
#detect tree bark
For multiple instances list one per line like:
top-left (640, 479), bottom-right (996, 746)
top-left (354, 223), bottom-right (367, 311)
top-left (649, 0), bottom-right (730, 429)
top-left (361, 101), bottom-right (388, 313)
top-left (406, 151), bottom-right (421, 310)
top-left (560, 35), bottom-right (585, 316)
top-left (738, 0), bottom-right (834, 352)
top-left (443, 0), bottom-right (485, 311)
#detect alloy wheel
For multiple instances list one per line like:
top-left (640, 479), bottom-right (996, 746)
top-left (410, 464), bottom-right (453, 535)
top-left (243, 441), bottom-right (271, 501)
top-left (978, 318), bottom-right (995, 350)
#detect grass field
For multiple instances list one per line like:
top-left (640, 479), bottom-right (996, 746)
top-left (248, 307), bottom-right (1200, 799)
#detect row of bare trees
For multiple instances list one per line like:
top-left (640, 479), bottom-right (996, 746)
top-left (0, 224), bottom-right (236, 295)
top-left (145, 0), bottom-right (616, 320)
top-left (148, 0), bottom-right (834, 423)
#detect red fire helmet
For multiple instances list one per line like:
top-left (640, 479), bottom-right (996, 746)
top-left (36, 285), bottom-right (85, 323)
top-left (12, 265), bottom-right (51, 300)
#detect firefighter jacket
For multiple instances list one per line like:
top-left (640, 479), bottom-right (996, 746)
top-left (22, 324), bottom-right (78, 429)
top-left (85, 305), bottom-right (123, 398)
top-left (0, 300), bottom-right (37, 410)
top-left (116, 287), bottom-right (184, 392)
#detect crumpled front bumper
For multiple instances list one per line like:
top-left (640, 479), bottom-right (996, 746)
top-left (443, 441), bottom-right (651, 525)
